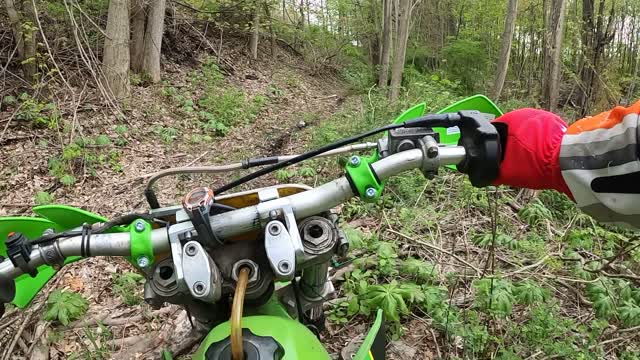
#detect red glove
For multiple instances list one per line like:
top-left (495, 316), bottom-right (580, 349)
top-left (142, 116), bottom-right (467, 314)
top-left (491, 108), bottom-right (573, 198)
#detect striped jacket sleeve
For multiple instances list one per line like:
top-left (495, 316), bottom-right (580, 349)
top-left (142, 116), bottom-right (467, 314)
top-left (559, 100), bottom-right (640, 228)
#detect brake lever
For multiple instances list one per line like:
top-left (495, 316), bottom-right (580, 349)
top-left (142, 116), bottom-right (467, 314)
top-left (403, 110), bottom-right (501, 187)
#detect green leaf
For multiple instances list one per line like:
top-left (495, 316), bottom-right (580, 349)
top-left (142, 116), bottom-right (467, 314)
top-left (593, 295), bottom-right (616, 319)
top-left (376, 242), bottom-right (397, 258)
top-left (35, 191), bottom-right (54, 205)
top-left (95, 134), bottom-right (111, 146)
top-left (514, 280), bottom-right (549, 305)
top-left (347, 297), bottom-right (359, 316)
top-left (400, 258), bottom-right (437, 283)
top-left (58, 309), bottom-right (70, 326)
top-left (619, 301), bottom-right (640, 327)
top-left (45, 290), bottom-right (88, 325)
top-left (60, 174), bottom-right (76, 186)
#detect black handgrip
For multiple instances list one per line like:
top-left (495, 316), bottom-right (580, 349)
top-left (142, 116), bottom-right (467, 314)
top-left (455, 110), bottom-right (501, 187)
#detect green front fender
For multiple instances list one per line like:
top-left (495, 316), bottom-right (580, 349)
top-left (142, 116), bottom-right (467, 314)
top-left (0, 205), bottom-right (108, 308)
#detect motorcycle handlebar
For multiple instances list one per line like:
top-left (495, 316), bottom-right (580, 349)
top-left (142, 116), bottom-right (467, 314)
top-left (0, 146), bottom-right (466, 280)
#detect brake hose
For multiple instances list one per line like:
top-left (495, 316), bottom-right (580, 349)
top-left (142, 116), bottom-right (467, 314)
top-left (231, 267), bottom-right (250, 360)
top-left (213, 123), bottom-right (404, 195)
top-left (213, 113), bottom-right (462, 196)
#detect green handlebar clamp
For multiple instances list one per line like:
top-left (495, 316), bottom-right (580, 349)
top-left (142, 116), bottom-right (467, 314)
top-left (345, 155), bottom-right (384, 203)
top-left (129, 220), bottom-right (154, 268)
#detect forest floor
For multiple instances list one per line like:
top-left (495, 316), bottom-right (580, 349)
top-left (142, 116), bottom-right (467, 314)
top-left (2, 28), bottom-right (640, 360)
top-left (0, 35), bottom-right (362, 359)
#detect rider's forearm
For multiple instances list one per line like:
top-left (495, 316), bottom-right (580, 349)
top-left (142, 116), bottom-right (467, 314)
top-left (559, 100), bottom-right (640, 228)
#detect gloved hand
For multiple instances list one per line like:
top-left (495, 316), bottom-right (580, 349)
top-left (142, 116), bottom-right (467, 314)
top-left (491, 108), bottom-right (573, 198)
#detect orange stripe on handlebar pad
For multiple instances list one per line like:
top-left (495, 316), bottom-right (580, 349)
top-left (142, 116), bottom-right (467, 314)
top-left (567, 99), bottom-right (640, 135)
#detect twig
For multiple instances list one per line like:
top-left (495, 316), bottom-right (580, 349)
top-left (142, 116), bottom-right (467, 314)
top-left (504, 255), bottom-right (550, 277)
top-left (185, 150), bottom-right (211, 167)
top-left (31, 0), bottom-right (72, 92)
top-left (106, 334), bottom-right (148, 349)
top-left (1, 269), bottom-right (67, 360)
top-left (0, 102), bottom-right (23, 143)
top-left (386, 229), bottom-right (482, 275)
top-left (71, 2), bottom-right (109, 37)
top-left (0, 317), bottom-right (18, 332)
top-left (525, 350), bottom-right (543, 360)
top-left (67, 306), bottom-right (174, 328)
top-left (68, 81), bottom-right (88, 143)
top-left (430, 328), bottom-right (442, 358)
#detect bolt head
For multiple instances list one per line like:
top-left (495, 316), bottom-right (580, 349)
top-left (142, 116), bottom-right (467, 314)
top-left (134, 221), bottom-right (146, 232)
top-left (137, 256), bottom-right (150, 268)
top-left (278, 260), bottom-right (292, 274)
top-left (185, 243), bottom-right (198, 256)
top-left (349, 156), bottom-right (361, 167)
top-left (365, 187), bottom-right (377, 199)
top-left (268, 223), bottom-right (281, 236)
top-left (193, 281), bottom-right (206, 295)
top-left (427, 147), bottom-right (439, 158)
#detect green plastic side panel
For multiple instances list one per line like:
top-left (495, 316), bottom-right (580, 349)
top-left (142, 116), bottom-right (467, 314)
top-left (353, 309), bottom-right (384, 360)
top-left (0, 205), bottom-right (108, 308)
top-left (434, 94), bottom-right (504, 145)
top-left (192, 316), bottom-right (331, 360)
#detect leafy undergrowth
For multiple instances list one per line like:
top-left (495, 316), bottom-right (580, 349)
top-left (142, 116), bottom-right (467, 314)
top-left (2, 28), bottom-right (639, 360)
top-left (270, 74), bottom-right (640, 359)
top-left (321, 172), bottom-right (640, 358)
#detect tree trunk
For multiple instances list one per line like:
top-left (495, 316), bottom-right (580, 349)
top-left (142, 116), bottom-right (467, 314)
top-left (4, 0), bottom-right (25, 61)
top-left (542, 0), bottom-right (566, 112)
top-left (22, 0), bottom-right (37, 82)
top-left (389, 0), bottom-right (412, 102)
top-left (264, 1), bottom-right (276, 55)
top-left (492, 0), bottom-right (518, 101)
top-left (576, 0), bottom-right (616, 116)
top-left (298, 0), bottom-right (305, 28)
top-left (142, 0), bottom-right (165, 83)
top-left (625, 32), bottom-right (639, 102)
top-left (367, 0), bottom-right (380, 68)
top-left (130, 0), bottom-right (147, 72)
top-left (378, 0), bottom-right (392, 88)
top-left (250, 1), bottom-right (260, 60)
top-left (103, 0), bottom-right (131, 99)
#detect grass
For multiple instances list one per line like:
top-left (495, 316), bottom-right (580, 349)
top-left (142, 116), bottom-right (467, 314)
top-left (160, 57), bottom-right (267, 137)
top-left (301, 71), bottom-right (640, 357)
top-left (47, 135), bottom-right (124, 185)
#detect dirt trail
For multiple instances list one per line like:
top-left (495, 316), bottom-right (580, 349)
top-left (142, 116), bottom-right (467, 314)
top-left (0, 48), bottom-right (346, 217)
top-left (0, 42), bottom-right (351, 359)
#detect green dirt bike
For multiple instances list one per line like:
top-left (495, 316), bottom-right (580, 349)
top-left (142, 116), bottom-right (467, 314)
top-left (0, 95), bottom-right (502, 359)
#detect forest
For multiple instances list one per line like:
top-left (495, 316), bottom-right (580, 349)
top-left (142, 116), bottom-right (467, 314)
top-left (0, 0), bottom-right (640, 359)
